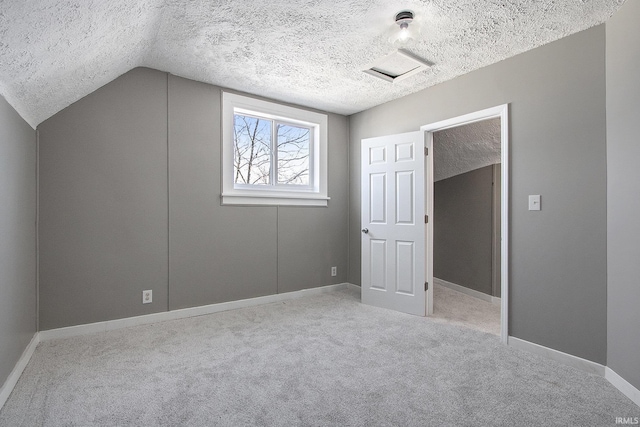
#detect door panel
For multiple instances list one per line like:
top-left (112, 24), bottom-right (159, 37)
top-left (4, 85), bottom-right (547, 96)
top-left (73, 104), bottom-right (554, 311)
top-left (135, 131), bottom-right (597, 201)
top-left (396, 171), bottom-right (414, 225)
top-left (395, 142), bottom-right (414, 162)
top-left (370, 173), bottom-right (387, 224)
top-left (396, 241), bottom-right (415, 295)
top-left (370, 145), bottom-right (386, 164)
top-left (370, 240), bottom-right (387, 291)
top-left (361, 131), bottom-right (427, 316)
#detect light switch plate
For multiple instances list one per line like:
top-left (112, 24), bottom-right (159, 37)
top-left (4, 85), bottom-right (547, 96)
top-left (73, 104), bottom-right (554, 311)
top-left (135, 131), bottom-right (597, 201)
top-left (529, 195), bottom-right (541, 211)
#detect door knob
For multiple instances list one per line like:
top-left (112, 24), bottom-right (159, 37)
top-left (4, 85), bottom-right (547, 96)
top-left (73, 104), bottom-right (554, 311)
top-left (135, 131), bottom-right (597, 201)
top-left (361, 228), bottom-right (369, 234)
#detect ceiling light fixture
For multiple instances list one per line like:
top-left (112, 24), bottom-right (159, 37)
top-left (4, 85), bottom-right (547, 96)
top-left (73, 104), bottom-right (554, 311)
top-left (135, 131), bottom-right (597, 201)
top-left (390, 10), bottom-right (418, 45)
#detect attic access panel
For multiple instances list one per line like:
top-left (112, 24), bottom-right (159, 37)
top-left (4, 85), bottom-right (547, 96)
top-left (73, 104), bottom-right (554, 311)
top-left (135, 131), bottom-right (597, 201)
top-left (363, 49), bottom-right (432, 83)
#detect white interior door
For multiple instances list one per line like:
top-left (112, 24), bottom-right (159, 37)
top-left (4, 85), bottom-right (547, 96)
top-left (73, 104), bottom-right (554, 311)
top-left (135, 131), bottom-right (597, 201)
top-left (361, 131), bottom-right (428, 316)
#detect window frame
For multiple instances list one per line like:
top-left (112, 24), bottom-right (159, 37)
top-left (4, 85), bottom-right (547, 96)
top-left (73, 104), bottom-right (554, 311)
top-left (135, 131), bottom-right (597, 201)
top-left (232, 113), bottom-right (314, 191)
top-left (222, 92), bottom-right (329, 206)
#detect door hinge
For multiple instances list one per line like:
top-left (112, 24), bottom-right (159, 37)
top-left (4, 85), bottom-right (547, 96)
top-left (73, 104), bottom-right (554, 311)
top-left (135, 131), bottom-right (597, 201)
top-left (424, 147), bottom-right (428, 156)
top-left (425, 281), bottom-right (429, 291)
top-left (425, 215), bottom-right (428, 223)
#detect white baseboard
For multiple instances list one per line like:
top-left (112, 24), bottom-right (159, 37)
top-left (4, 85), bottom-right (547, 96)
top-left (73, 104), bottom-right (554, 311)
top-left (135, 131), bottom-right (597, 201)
top-left (434, 277), bottom-right (501, 305)
top-left (606, 367), bottom-right (640, 407)
top-left (508, 337), bottom-right (640, 407)
top-left (2, 284), bottom-right (355, 411)
top-left (0, 333), bottom-right (40, 410)
top-left (346, 283), bottom-right (361, 293)
top-left (39, 283), bottom-right (351, 341)
top-left (508, 336), bottom-right (606, 376)
top-left (5, 288), bottom-right (638, 413)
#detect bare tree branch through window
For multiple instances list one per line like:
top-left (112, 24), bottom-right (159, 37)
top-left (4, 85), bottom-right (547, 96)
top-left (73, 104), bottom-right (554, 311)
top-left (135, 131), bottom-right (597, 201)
top-left (277, 124), bottom-right (310, 185)
top-left (233, 114), bottom-right (311, 187)
top-left (233, 115), bottom-right (272, 185)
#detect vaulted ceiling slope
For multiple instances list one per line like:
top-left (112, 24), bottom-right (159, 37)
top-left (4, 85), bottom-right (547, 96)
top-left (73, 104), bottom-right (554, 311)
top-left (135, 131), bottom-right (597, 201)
top-left (0, 0), bottom-right (625, 128)
top-left (434, 118), bottom-right (501, 182)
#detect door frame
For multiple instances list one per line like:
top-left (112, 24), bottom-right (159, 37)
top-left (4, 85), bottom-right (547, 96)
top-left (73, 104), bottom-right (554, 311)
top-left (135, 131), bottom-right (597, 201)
top-left (420, 104), bottom-right (509, 344)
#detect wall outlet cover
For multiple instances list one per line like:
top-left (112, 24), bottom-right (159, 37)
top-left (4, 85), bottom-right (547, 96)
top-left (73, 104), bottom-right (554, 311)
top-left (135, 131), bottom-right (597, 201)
top-left (142, 290), bottom-right (152, 304)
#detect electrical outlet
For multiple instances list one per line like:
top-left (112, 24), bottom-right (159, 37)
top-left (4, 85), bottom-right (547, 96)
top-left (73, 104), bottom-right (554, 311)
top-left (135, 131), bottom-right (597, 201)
top-left (331, 266), bottom-right (337, 277)
top-left (142, 290), bottom-right (152, 304)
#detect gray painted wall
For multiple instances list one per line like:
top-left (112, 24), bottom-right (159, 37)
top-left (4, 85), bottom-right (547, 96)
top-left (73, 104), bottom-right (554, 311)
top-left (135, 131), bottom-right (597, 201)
top-left (38, 68), bottom-right (169, 329)
top-left (167, 75), bottom-right (278, 308)
top-left (167, 74), bottom-right (348, 308)
top-left (606, 0), bottom-right (640, 390)
top-left (434, 165), bottom-right (495, 296)
top-left (38, 68), bottom-right (348, 329)
top-left (0, 95), bottom-right (36, 386)
top-left (349, 26), bottom-right (608, 363)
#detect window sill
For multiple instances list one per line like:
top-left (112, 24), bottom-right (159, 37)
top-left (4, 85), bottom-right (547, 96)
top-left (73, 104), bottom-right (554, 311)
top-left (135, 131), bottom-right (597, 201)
top-left (221, 192), bottom-right (330, 207)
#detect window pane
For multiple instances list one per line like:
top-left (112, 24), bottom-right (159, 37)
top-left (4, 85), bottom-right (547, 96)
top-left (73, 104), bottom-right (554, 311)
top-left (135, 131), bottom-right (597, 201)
top-left (276, 124), bottom-right (310, 185)
top-left (233, 114), bottom-right (272, 185)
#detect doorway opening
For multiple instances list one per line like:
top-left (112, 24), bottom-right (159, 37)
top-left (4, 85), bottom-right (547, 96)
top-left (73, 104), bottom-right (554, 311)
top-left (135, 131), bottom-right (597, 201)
top-left (421, 105), bottom-right (509, 343)
top-left (431, 119), bottom-right (501, 335)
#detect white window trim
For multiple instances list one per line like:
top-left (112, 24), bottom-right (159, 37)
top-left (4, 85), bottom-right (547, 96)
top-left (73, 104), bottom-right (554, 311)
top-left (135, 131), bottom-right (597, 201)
top-left (222, 92), bottom-right (329, 206)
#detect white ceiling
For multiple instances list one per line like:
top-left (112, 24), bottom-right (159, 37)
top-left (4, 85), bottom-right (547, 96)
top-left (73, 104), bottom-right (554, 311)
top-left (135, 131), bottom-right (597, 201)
top-left (0, 0), bottom-right (625, 128)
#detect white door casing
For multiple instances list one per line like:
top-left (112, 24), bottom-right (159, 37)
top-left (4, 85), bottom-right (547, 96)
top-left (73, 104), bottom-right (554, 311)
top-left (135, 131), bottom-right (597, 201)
top-left (425, 132), bottom-right (434, 315)
top-left (361, 131), bottom-right (427, 316)
top-left (421, 104), bottom-right (509, 343)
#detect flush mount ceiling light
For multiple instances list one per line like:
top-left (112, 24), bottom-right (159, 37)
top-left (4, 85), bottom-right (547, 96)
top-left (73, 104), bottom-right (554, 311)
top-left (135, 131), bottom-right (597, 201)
top-left (363, 9), bottom-right (431, 83)
top-left (389, 10), bottom-right (419, 45)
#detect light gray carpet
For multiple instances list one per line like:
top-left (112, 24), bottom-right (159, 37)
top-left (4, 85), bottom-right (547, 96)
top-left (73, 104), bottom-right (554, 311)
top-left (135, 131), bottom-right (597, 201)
top-left (1, 286), bottom-right (637, 426)
top-left (431, 283), bottom-right (501, 336)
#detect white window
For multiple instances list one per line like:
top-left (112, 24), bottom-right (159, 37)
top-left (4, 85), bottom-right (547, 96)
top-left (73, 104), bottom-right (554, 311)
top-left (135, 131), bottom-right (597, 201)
top-left (222, 92), bottom-right (329, 206)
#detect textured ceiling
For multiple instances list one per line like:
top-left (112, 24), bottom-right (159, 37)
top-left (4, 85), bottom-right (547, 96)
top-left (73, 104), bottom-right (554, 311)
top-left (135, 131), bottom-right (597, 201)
top-left (433, 118), bottom-right (501, 182)
top-left (0, 0), bottom-right (625, 128)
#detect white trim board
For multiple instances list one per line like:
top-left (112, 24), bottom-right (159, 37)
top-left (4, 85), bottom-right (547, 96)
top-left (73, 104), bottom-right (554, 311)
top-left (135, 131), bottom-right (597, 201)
top-left (2, 289), bottom-right (638, 411)
top-left (606, 367), bottom-right (640, 408)
top-left (434, 277), bottom-right (501, 305)
top-left (421, 104), bottom-right (509, 344)
top-left (39, 283), bottom-right (351, 341)
top-left (1, 284), bottom-right (354, 412)
top-left (509, 336), bottom-right (640, 408)
top-left (346, 283), bottom-right (362, 293)
top-left (508, 336), bottom-right (606, 376)
top-left (0, 333), bottom-right (39, 411)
